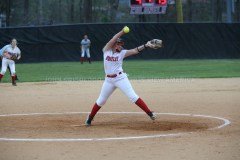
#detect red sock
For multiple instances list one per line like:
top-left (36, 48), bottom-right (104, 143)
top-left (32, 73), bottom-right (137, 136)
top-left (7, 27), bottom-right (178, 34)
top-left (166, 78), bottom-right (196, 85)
top-left (135, 98), bottom-right (151, 114)
top-left (80, 57), bottom-right (84, 63)
top-left (89, 103), bottom-right (101, 119)
top-left (11, 75), bottom-right (16, 82)
top-left (0, 74), bottom-right (3, 80)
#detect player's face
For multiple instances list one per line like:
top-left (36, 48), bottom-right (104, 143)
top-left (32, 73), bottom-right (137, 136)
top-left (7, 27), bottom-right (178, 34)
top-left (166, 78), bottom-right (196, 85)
top-left (11, 39), bottom-right (17, 48)
top-left (114, 42), bottom-right (124, 53)
top-left (84, 35), bottom-right (88, 39)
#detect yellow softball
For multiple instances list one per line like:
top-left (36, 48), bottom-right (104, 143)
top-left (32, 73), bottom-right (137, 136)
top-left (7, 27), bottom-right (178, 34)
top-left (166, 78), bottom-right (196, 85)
top-left (123, 26), bottom-right (130, 33)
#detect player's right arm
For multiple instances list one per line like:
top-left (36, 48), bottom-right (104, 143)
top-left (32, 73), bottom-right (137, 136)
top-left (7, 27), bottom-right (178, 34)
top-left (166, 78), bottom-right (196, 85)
top-left (3, 51), bottom-right (11, 59)
top-left (80, 40), bottom-right (84, 45)
top-left (80, 40), bottom-right (83, 49)
top-left (1, 45), bottom-right (11, 58)
top-left (0, 45), bottom-right (10, 57)
top-left (103, 29), bottom-right (125, 52)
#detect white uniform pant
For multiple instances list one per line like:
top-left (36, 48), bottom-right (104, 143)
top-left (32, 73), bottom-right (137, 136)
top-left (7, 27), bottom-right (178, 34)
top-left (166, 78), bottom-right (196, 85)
top-left (81, 48), bottom-right (90, 58)
top-left (96, 73), bottom-right (139, 106)
top-left (1, 58), bottom-right (16, 76)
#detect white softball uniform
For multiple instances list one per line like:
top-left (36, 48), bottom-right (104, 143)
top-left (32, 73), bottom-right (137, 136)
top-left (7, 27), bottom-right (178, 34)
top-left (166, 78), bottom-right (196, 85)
top-left (96, 49), bottom-right (139, 106)
top-left (0, 44), bottom-right (10, 56)
top-left (0, 45), bottom-right (21, 76)
top-left (81, 39), bottom-right (91, 58)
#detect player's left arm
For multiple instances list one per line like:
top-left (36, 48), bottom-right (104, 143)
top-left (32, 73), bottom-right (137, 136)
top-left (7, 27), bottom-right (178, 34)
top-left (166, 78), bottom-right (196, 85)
top-left (124, 39), bottom-right (163, 58)
top-left (88, 40), bottom-right (91, 47)
top-left (17, 52), bottom-right (21, 60)
top-left (124, 45), bottom-right (146, 58)
top-left (16, 48), bottom-right (21, 60)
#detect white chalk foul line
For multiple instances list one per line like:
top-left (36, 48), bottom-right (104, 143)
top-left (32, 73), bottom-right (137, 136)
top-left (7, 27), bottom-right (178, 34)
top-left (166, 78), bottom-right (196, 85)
top-left (0, 112), bottom-right (231, 142)
top-left (0, 133), bottom-right (186, 142)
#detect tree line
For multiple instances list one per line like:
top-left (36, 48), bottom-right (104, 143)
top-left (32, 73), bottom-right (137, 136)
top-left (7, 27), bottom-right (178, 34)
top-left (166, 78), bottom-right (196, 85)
top-left (0, 0), bottom-right (239, 27)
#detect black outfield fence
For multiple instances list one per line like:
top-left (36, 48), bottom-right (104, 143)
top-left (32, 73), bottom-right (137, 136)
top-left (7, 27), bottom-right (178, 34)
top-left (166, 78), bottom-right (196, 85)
top-left (0, 23), bottom-right (239, 62)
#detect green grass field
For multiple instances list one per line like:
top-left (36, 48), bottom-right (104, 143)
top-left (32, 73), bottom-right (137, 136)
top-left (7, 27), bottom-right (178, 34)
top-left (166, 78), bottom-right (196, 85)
top-left (1, 59), bottom-right (240, 83)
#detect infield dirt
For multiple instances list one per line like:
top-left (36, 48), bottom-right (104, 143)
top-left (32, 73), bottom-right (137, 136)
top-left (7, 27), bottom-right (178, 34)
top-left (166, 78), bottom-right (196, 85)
top-left (0, 78), bottom-right (239, 160)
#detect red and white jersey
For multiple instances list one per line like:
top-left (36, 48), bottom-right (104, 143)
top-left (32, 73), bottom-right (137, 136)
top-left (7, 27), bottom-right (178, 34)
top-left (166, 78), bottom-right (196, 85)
top-left (4, 45), bottom-right (21, 58)
top-left (103, 49), bottom-right (127, 75)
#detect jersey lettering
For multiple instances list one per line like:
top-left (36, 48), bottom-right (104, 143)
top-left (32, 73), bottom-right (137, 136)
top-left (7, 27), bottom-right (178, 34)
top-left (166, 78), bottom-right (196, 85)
top-left (106, 56), bottom-right (119, 62)
top-left (8, 52), bottom-right (14, 55)
top-left (103, 49), bottom-right (126, 74)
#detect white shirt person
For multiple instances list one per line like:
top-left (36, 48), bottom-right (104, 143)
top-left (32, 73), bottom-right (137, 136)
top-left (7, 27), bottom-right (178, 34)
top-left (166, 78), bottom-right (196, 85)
top-left (80, 35), bottom-right (91, 64)
top-left (0, 38), bottom-right (21, 86)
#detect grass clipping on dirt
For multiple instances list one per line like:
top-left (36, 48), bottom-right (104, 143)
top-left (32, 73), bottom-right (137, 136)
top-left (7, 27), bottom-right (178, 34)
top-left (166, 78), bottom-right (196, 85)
top-left (1, 59), bottom-right (240, 82)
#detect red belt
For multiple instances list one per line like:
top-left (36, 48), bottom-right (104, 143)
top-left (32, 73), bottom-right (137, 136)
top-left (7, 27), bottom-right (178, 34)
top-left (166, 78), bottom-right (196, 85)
top-left (106, 72), bottom-right (123, 78)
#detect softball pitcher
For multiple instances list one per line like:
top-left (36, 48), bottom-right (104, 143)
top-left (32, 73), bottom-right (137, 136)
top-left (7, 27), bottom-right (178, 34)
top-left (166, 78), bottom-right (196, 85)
top-left (85, 26), bottom-right (162, 126)
top-left (0, 38), bottom-right (21, 86)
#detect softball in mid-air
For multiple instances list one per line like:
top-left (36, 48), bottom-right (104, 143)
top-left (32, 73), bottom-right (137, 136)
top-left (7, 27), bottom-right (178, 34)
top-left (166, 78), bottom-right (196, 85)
top-left (123, 26), bottom-right (130, 33)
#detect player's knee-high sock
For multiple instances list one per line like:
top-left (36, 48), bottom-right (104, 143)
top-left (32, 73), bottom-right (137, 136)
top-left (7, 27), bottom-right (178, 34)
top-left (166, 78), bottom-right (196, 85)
top-left (135, 98), bottom-right (152, 115)
top-left (15, 74), bottom-right (18, 80)
top-left (0, 74), bottom-right (3, 81)
top-left (89, 103), bottom-right (101, 119)
top-left (88, 58), bottom-right (91, 64)
top-left (80, 57), bottom-right (84, 64)
top-left (11, 75), bottom-right (16, 85)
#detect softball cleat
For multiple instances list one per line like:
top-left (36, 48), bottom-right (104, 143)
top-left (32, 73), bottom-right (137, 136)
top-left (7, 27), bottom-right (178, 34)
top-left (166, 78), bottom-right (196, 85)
top-left (149, 112), bottom-right (156, 120)
top-left (85, 115), bottom-right (93, 126)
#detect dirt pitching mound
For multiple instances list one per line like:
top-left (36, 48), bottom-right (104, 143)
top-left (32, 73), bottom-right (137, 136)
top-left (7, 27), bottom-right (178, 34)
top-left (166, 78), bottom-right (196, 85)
top-left (0, 113), bottom-right (223, 139)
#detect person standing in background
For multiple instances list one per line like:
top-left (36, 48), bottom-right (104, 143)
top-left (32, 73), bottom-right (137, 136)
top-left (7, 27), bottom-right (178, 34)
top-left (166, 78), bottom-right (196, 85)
top-left (80, 35), bottom-right (91, 64)
top-left (0, 38), bottom-right (21, 86)
top-left (0, 40), bottom-right (19, 81)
